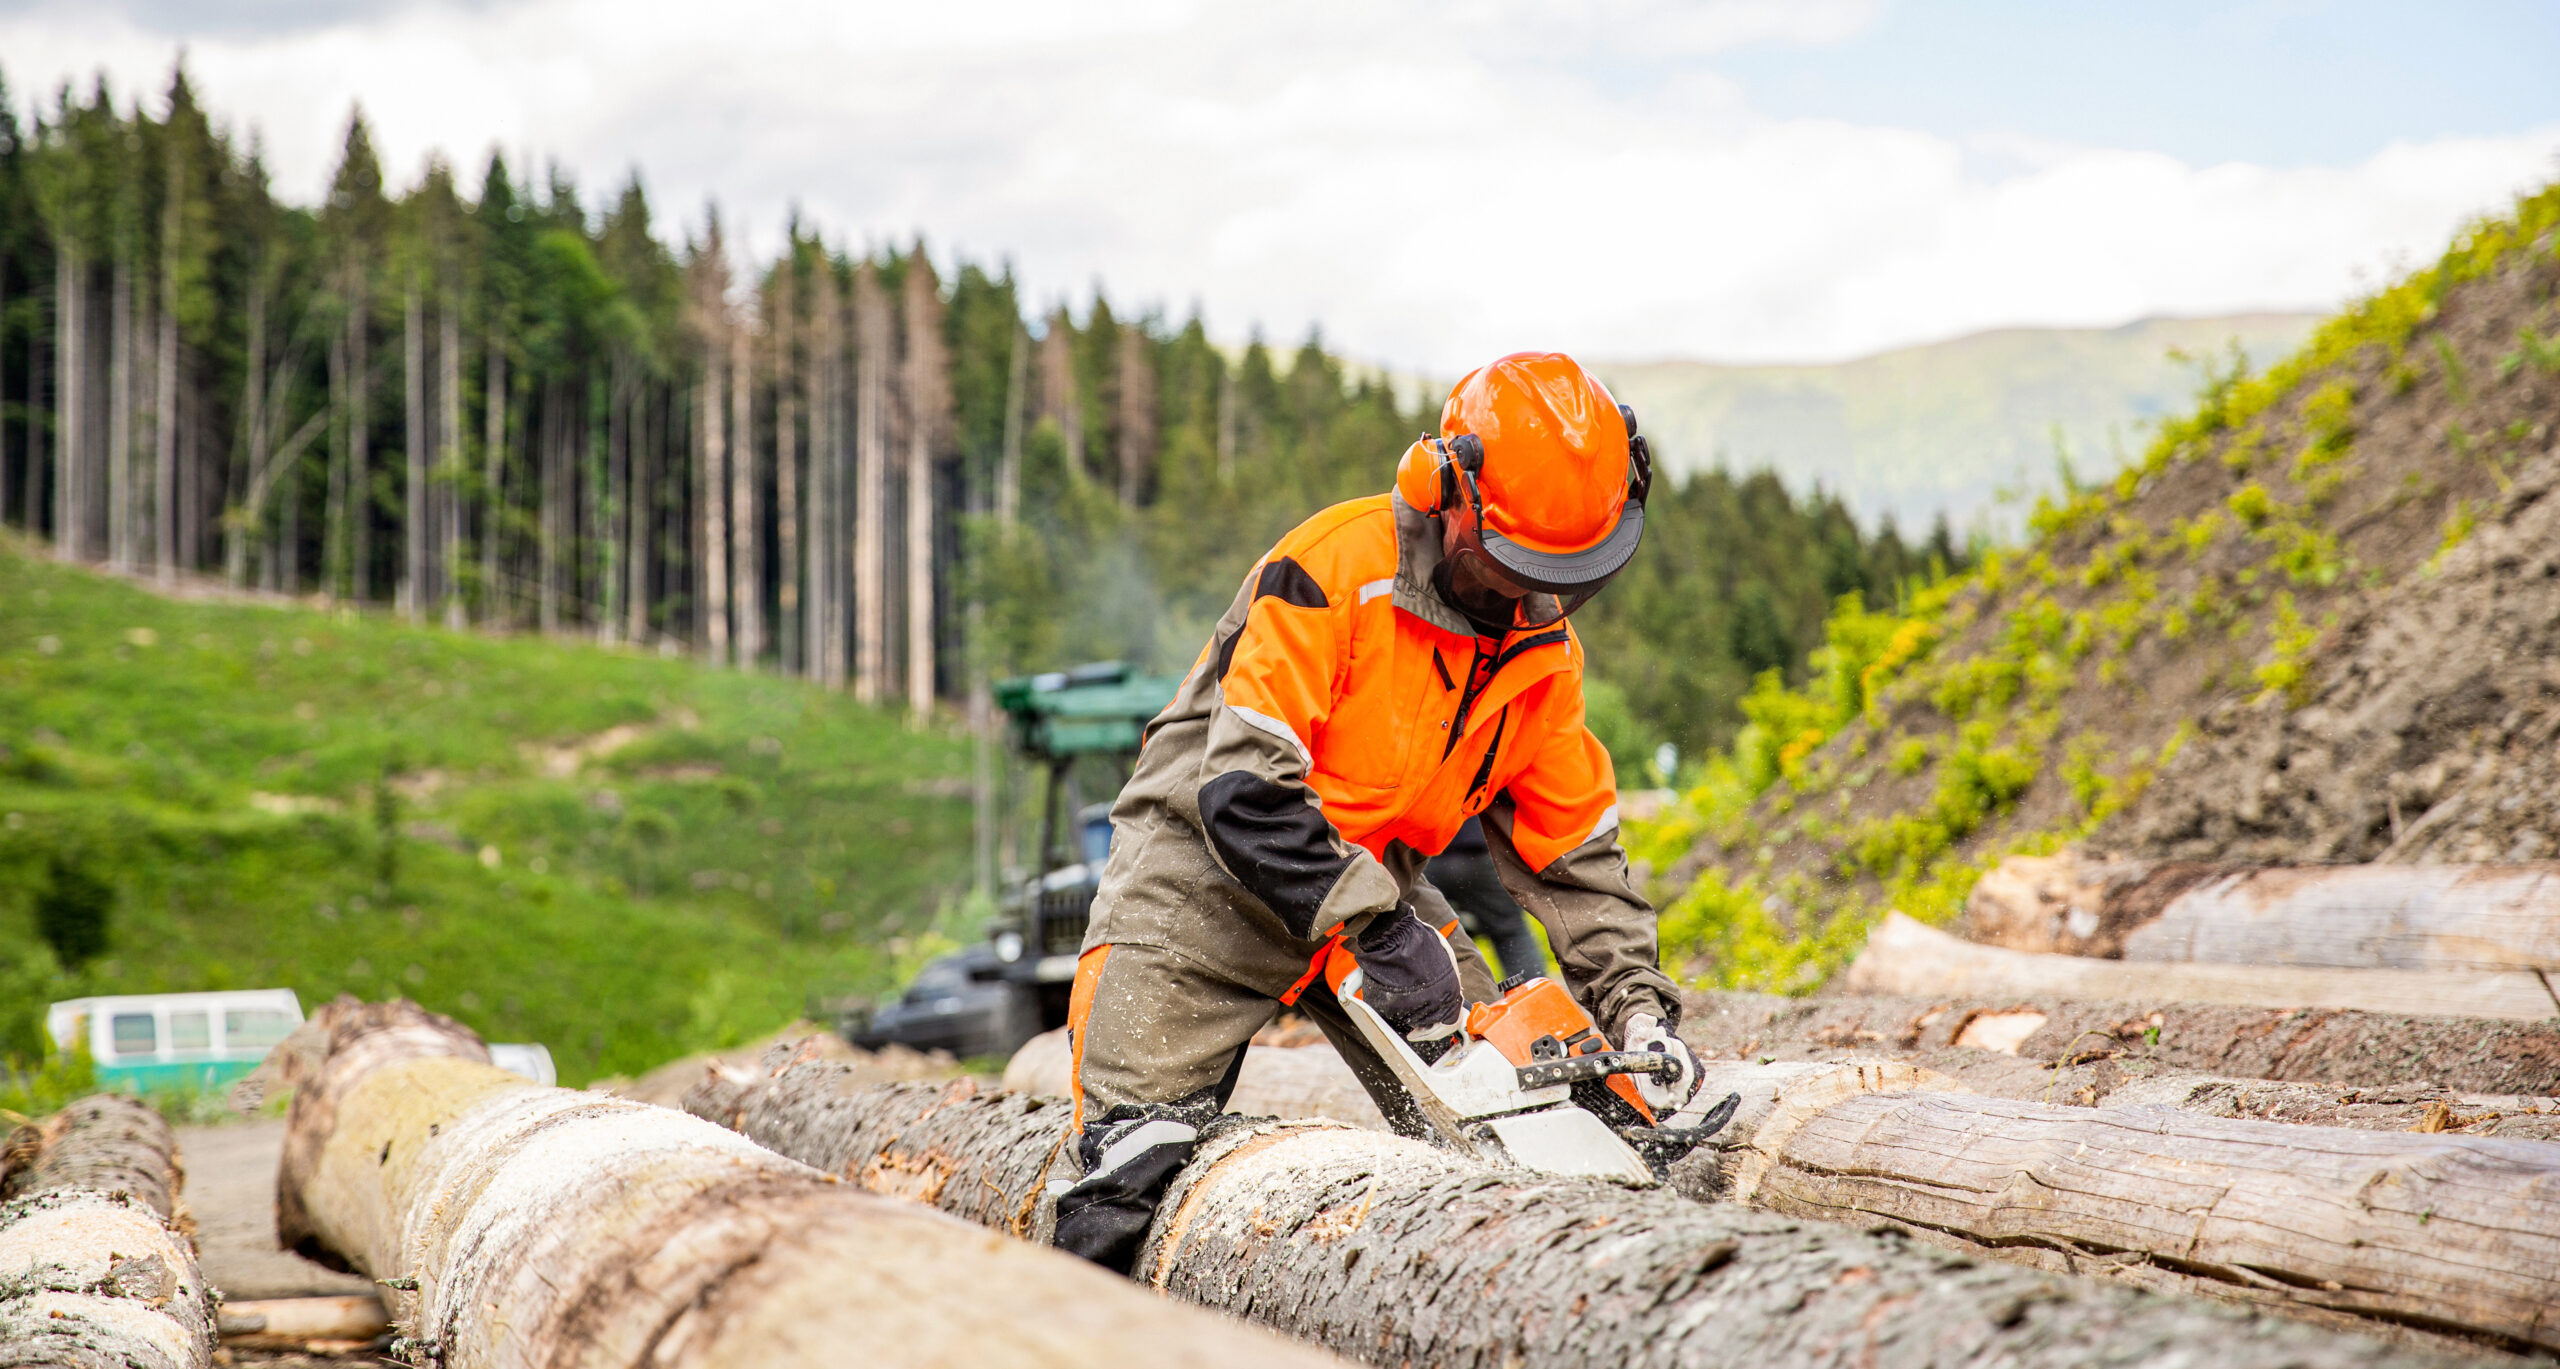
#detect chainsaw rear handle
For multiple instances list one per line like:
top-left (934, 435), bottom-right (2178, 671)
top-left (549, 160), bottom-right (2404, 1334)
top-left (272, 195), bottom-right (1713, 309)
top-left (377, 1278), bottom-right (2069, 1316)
top-left (1513, 1050), bottom-right (1675, 1091)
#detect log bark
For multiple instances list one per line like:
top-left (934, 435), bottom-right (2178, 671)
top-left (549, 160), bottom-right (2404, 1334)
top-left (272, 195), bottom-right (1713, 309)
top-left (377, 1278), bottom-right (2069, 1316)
top-left (688, 1059), bottom-right (2487, 1369)
top-left (271, 999), bottom-right (1334, 1369)
top-left (1849, 913), bottom-right (2559, 1020)
top-left (1682, 986), bottom-right (2560, 1097)
top-left (0, 1095), bottom-right (216, 1369)
top-left (1968, 855), bottom-right (2560, 973)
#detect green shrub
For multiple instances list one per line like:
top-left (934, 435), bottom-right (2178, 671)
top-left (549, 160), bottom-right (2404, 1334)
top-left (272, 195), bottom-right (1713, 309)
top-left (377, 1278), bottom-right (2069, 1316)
top-left (35, 854), bottom-right (113, 969)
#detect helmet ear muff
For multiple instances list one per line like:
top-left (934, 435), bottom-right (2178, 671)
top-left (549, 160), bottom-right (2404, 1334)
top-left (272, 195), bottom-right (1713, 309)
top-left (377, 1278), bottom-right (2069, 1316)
top-left (1619, 405), bottom-right (1652, 507)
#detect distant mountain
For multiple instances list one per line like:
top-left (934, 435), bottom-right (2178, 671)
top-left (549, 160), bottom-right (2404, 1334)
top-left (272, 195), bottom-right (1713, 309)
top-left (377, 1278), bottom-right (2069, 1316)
top-left (1597, 314), bottom-right (2319, 534)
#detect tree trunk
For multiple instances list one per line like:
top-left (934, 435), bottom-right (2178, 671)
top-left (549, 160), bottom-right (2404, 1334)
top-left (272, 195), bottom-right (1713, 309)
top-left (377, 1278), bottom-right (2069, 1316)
top-left (627, 373), bottom-right (652, 645)
top-left (683, 1065), bottom-right (2470, 1369)
top-left (901, 259), bottom-right (944, 719)
top-left (600, 359), bottom-right (626, 646)
top-left (22, 270), bottom-right (42, 537)
top-left (804, 265), bottom-right (836, 684)
top-left (775, 283), bottom-right (799, 675)
top-left (853, 265), bottom-right (888, 704)
top-left (267, 1000), bottom-right (1336, 1369)
top-left (54, 245), bottom-right (83, 561)
top-left (349, 268), bottom-right (371, 601)
top-left (701, 344), bottom-right (729, 664)
top-left (731, 316), bottom-right (759, 669)
top-left (1680, 987), bottom-right (2560, 1099)
top-left (109, 251), bottom-right (133, 572)
top-left (1847, 913), bottom-right (2558, 1021)
top-left (1114, 324), bottom-right (1152, 507)
top-left (483, 335), bottom-right (506, 628)
top-left (999, 322), bottom-right (1025, 527)
top-left (0, 1095), bottom-right (216, 1369)
top-left (441, 294), bottom-right (465, 628)
top-left (403, 281), bottom-right (425, 619)
top-left (154, 261), bottom-right (178, 583)
top-left (228, 268), bottom-right (268, 587)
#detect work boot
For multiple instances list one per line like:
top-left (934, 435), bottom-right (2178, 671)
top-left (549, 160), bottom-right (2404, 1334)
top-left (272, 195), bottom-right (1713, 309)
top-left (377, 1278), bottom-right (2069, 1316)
top-left (1052, 1102), bottom-right (1211, 1274)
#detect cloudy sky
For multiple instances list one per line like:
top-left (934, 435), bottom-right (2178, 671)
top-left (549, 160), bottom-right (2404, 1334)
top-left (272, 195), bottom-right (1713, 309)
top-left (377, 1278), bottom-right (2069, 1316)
top-left (3, 0), bottom-right (2557, 372)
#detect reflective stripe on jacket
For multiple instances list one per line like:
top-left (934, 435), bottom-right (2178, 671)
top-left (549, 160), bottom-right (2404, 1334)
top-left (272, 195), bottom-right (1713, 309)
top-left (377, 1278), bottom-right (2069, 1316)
top-left (1098, 491), bottom-right (1678, 1035)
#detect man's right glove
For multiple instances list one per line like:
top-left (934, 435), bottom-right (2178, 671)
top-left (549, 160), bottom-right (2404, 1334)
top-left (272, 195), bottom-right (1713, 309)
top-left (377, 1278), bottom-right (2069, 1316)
top-left (1352, 903), bottom-right (1463, 1042)
top-left (1621, 1012), bottom-right (1705, 1114)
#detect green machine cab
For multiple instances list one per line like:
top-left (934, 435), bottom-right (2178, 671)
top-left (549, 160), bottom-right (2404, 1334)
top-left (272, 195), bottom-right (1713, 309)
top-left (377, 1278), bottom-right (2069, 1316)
top-left (853, 662), bottom-right (1180, 1059)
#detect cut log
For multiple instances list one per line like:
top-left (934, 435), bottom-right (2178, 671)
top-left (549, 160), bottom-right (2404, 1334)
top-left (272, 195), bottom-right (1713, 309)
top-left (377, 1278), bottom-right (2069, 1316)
top-left (1682, 986), bottom-right (2560, 1096)
top-left (1967, 855), bottom-right (2560, 972)
top-left (270, 998), bottom-right (1340, 1369)
top-left (1755, 1091), bottom-right (2560, 1354)
top-left (0, 1095), bottom-right (216, 1369)
top-left (2124, 865), bottom-right (2560, 972)
top-left (1848, 912), bottom-right (2559, 1020)
top-left (217, 1293), bottom-right (390, 1350)
top-left (1004, 1028), bottom-right (1387, 1130)
top-left (689, 1055), bottom-right (2491, 1368)
top-left (1679, 990), bottom-right (2560, 1135)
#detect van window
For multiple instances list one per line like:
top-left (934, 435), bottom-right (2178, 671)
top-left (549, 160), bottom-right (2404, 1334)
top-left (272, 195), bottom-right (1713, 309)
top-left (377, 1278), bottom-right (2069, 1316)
top-left (224, 1009), bottom-right (295, 1051)
top-left (170, 1011), bottom-right (212, 1054)
top-left (111, 1013), bottom-right (158, 1058)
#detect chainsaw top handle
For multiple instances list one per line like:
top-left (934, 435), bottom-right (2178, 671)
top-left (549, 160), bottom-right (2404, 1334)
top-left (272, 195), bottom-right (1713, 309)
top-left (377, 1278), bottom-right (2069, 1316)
top-left (1512, 1049), bottom-right (1675, 1091)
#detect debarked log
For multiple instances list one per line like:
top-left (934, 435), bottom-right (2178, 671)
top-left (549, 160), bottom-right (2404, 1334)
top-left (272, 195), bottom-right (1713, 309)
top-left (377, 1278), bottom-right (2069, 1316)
top-left (1681, 986), bottom-right (2560, 1097)
top-left (1847, 912), bottom-right (2559, 1021)
top-left (270, 999), bottom-right (1341, 1369)
top-left (0, 1095), bottom-right (216, 1369)
top-left (687, 1055), bottom-right (2494, 1369)
top-left (1746, 1090), bottom-right (2560, 1354)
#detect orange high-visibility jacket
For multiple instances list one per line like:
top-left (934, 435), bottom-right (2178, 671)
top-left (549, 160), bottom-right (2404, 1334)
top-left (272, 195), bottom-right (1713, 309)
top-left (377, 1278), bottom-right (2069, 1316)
top-left (1107, 492), bottom-right (1677, 1034)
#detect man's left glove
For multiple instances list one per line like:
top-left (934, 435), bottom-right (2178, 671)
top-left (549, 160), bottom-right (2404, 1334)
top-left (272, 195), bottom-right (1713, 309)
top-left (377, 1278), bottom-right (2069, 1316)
top-left (1353, 903), bottom-right (1463, 1043)
top-left (1621, 1012), bottom-right (1704, 1114)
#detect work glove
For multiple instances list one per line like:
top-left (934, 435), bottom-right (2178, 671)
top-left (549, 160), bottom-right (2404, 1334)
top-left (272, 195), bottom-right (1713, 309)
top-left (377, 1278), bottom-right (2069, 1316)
top-left (1353, 903), bottom-right (1463, 1043)
top-left (1621, 1012), bottom-right (1705, 1114)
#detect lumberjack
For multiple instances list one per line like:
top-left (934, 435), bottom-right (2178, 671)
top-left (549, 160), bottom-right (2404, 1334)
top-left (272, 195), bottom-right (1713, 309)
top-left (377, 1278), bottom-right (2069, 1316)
top-left (1053, 352), bottom-right (1708, 1269)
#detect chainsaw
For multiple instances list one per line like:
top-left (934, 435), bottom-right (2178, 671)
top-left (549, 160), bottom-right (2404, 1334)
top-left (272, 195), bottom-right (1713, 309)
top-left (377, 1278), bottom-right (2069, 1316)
top-left (1327, 947), bottom-right (1739, 1184)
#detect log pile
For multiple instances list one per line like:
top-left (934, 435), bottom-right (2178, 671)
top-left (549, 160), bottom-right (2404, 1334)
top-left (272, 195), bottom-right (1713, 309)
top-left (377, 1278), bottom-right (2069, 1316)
top-left (270, 997), bottom-right (1337, 1369)
top-left (687, 1051), bottom-right (2505, 1368)
top-left (0, 1095), bottom-right (217, 1369)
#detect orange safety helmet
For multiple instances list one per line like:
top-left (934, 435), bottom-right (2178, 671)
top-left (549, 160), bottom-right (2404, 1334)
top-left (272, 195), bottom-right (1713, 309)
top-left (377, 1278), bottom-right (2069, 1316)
top-left (1395, 352), bottom-right (1652, 629)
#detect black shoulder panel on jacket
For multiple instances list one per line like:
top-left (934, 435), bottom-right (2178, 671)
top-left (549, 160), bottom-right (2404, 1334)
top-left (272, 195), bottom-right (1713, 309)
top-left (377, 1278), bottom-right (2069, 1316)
top-left (1255, 556), bottom-right (1328, 610)
top-left (1199, 769), bottom-right (1352, 940)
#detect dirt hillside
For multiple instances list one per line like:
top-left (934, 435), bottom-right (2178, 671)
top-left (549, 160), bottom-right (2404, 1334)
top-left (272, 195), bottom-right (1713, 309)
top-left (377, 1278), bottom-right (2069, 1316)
top-left (1645, 184), bottom-right (2560, 989)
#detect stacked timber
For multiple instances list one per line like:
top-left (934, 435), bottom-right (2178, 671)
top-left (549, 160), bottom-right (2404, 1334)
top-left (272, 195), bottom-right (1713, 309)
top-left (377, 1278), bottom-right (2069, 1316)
top-left (0, 1095), bottom-right (217, 1369)
top-left (268, 997), bottom-right (1339, 1369)
top-left (686, 1049), bottom-right (2511, 1368)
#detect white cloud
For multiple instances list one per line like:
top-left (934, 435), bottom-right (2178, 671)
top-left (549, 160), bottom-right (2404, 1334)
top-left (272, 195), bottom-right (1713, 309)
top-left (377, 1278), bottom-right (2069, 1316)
top-left (4, 0), bottom-right (2554, 373)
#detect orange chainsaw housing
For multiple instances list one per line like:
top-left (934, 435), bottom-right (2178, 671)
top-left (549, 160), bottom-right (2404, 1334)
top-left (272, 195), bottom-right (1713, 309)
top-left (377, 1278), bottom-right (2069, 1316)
top-left (1465, 977), bottom-right (1657, 1124)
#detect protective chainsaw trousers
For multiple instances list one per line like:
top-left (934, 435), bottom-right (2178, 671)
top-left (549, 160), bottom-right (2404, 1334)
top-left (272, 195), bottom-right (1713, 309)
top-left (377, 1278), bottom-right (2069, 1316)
top-left (1050, 923), bottom-right (1495, 1274)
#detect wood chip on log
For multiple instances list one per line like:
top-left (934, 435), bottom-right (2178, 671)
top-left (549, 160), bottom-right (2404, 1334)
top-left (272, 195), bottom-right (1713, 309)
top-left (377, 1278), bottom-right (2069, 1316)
top-left (0, 1095), bottom-right (216, 1369)
top-left (689, 1054), bottom-right (2496, 1369)
top-left (1847, 912), bottom-right (2560, 1020)
top-left (1681, 986), bottom-right (2560, 1096)
top-left (269, 998), bottom-right (1342, 1369)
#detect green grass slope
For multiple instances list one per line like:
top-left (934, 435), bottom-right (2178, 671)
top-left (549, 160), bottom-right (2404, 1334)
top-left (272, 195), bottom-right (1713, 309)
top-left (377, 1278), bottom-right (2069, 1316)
top-left (1599, 313), bottom-right (2317, 532)
top-left (0, 541), bottom-right (971, 1084)
top-left (1630, 184), bottom-right (2560, 992)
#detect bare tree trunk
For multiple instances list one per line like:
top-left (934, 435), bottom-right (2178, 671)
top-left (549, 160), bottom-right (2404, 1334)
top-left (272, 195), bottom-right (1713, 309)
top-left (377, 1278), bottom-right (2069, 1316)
top-left (775, 281), bottom-right (799, 675)
top-left (21, 272), bottom-right (42, 537)
top-left (731, 316), bottom-right (759, 669)
top-left (1115, 324), bottom-right (1152, 507)
top-left (999, 323), bottom-right (1025, 527)
top-left (109, 251), bottom-right (133, 572)
top-left (228, 268), bottom-right (269, 587)
top-left (441, 293), bottom-right (464, 628)
top-left (402, 281), bottom-right (425, 619)
top-left (267, 1001), bottom-right (1334, 1369)
top-left (52, 246), bottom-right (79, 559)
top-left (599, 363), bottom-right (624, 646)
top-left (1039, 306), bottom-right (1081, 483)
top-left (1216, 362), bottom-right (1236, 484)
top-left (853, 265), bottom-right (888, 704)
top-left (804, 265), bottom-right (835, 684)
top-left (349, 270), bottom-right (371, 600)
top-left (626, 373), bottom-right (651, 645)
top-left (155, 262), bottom-right (179, 584)
top-left (701, 345), bottom-right (730, 664)
top-left (687, 1066), bottom-right (2465, 1369)
top-left (902, 256), bottom-right (945, 720)
top-left (539, 380), bottom-right (562, 634)
top-left (0, 1096), bottom-right (215, 1369)
top-left (482, 335), bottom-right (506, 628)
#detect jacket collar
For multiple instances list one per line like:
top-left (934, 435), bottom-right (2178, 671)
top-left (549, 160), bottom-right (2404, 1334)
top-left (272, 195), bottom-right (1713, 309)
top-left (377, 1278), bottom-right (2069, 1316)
top-left (1390, 494), bottom-right (1577, 670)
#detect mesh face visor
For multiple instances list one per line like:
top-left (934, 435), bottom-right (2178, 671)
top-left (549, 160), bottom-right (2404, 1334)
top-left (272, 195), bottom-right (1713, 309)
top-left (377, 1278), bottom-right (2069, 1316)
top-left (1441, 462), bottom-right (1646, 630)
